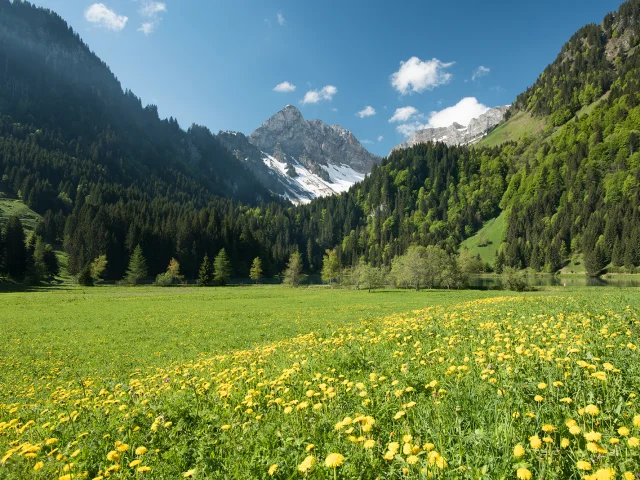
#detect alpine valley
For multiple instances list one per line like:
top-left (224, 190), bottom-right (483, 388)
top-left (0, 0), bottom-right (639, 284)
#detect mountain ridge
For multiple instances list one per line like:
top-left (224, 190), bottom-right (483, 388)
top-left (393, 106), bottom-right (510, 153)
top-left (219, 105), bottom-right (380, 203)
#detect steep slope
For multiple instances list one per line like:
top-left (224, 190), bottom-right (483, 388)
top-left (232, 106), bottom-right (379, 203)
top-left (0, 0), bottom-right (271, 214)
top-left (393, 106), bottom-right (509, 152)
top-left (283, 0), bottom-right (640, 274)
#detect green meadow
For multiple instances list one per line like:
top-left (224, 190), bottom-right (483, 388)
top-left (1, 286), bottom-right (639, 479)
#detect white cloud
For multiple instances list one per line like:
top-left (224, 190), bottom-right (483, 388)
top-left (84, 3), bottom-right (128, 31)
top-left (377, 136), bottom-right (384, 142)
top-left (330, 108), bottom-right (338, 112)
top-left (138, 22), bottom-right (154, 35)
top-left (274, 81), bottom-right (296, 93)
top-left (277, 12), bottom-right (286, 26)
top-left (472, 65), bottom-right (490, 81)
top-left (140, 1), bottom-right (166, 17)
top-left (361, 139), bottom-right (373, 144)
top-left (427, 97), bottom-right (489, 128)
top-left (390, 57), bottom-right (454, 95)
top-left (394, 97), bottom-right (490, 137)
top-left (389, 106), bottom-right (419, 123)
top-left (138, 1), bottom-right (166, 35)
top-left (301, 85), bottom-right (337, 105)
top-left (357, 106), bottom-right (376, 118)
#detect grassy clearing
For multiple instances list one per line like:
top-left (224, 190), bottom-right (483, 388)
top-left (459, 212), bottom-right (506, 266)
top-left (478, 112), bottom-right (546, 148)
top-left (0, 190), bottom-right (40, 232)
top-left (0, 286), bottom-right (496, 380)
top-left (0, 287), bottom-right (639, 479)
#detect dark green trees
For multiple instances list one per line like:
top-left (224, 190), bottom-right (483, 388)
top-left (4, 216), bottom-right (27, 281)
top-left (198, 255), bottom-right (215, 286)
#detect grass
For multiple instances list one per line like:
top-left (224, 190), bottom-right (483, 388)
top-left (0, 190), bottom-right (40, 232)
top-left (459, 211), bottom-right (506, 266)
top-left (0, 286), bottom-right (497, 380)
top-left (477, 111), bottom-right (546, 148)
top-left (0, 286), bottom-right (639, 479)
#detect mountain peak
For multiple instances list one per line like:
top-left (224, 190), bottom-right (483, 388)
top-left (278, 104), bottom-right (304, 121)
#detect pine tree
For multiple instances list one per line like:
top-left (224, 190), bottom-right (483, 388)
top-left (283, 251), bottom-right (304, 287)
top-left (213, 248), bottom-right (232, 286)
top-left (77, 264), bottom-right (94, 287)
top-left (584, 243), bottom-right (608, 277)
top-left (123, 245), bottom-right (147, 285)
top-left (4, 216), bottom-right (27, 281)
top-left (197, 254), bottom-right (215, 286)
top-left (249, 257), bottom-right (263, 284)
top-left (0, 226), bottom-right (5, 276)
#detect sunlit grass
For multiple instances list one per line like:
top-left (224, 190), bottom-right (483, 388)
top-left (0, 287), bottom-right (639, 478)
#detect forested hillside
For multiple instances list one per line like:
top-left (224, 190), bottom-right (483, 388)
top-left (2, 0), bottom-right (640, 285)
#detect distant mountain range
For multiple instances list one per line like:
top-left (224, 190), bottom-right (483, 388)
top-left (392, 106), bottom-right (510, 153)
top-left (218, 106), bottom-right (380, 203)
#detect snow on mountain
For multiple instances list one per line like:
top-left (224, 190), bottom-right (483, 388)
top-left (392, 106), bottom-right (510, 153)
top-left (218, 106), bottom-right (379, 203)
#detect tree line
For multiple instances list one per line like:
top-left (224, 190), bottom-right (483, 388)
top-left (2, 0), bottom-right (640, 287)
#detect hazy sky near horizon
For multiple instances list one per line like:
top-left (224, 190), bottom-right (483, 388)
top-left (31, 0), bottom-right (621, 155)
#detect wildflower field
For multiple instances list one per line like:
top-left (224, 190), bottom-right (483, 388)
top-left (0, 287), bottom-right (639, 479)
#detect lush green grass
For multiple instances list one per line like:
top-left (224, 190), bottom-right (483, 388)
top-left (459, 211), bottom-right (506, 266)
top-left (0, 190), bottom-right (40, 232)
top-left (477, 111), bottom-right (546, 148)
top-left (0, 286), bottom-right (497, 381)
top-left (0, 287), bottom-right (639, 479)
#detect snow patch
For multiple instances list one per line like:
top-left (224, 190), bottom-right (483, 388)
top-left (262, 153), bottom-right (365, 203)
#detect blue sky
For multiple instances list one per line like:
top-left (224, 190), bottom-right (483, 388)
top-left (33, 0), bottom-right (621, 156)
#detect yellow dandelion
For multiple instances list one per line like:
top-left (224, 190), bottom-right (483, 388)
top-left (325, 453), bottom-right (344, 468)
top-left (135, 446), bottom-right (148, 455)
top-left (363, 440), bottom-right (376, 449)
top-left (584, 404), bottom-right (600, 416)
top-left (183, 469), bottom-right (196, 477)
top-left (618, 426), bottom-right (630, 436)
top-left (513, 444), bottom-right (525, 457)
top-left (628, 437), bottom-right (639, 447)
top-left (584, 431), bottom-right (602, 442)
top-left (406, 455), bottom-right (419, 465)
top-left (529, 435), bottom-right (542, 449)
top-left (130, 459), bottom-right (142, 467)
top-left (569, 425), bottom-right (582, 435)
top-left (268, 464), bottom-right (278, 476)
top-left (516, 468), bottom-right (532, 480)
top-left (298, 455), bottom-right (316, 473)
top-left (137, 466), bottom-right (152, 473)
top-left (106, 451), bottom-right (119, 462)
top-left (34, 461), bottom-right (44, 471)
top-left (576, 461), bottom-right (592, 471)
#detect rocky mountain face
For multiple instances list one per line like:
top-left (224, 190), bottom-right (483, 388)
top-left (393, 106), bottom-right (510, 152)
top-left (219, 106), bottom-right (380, 203)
